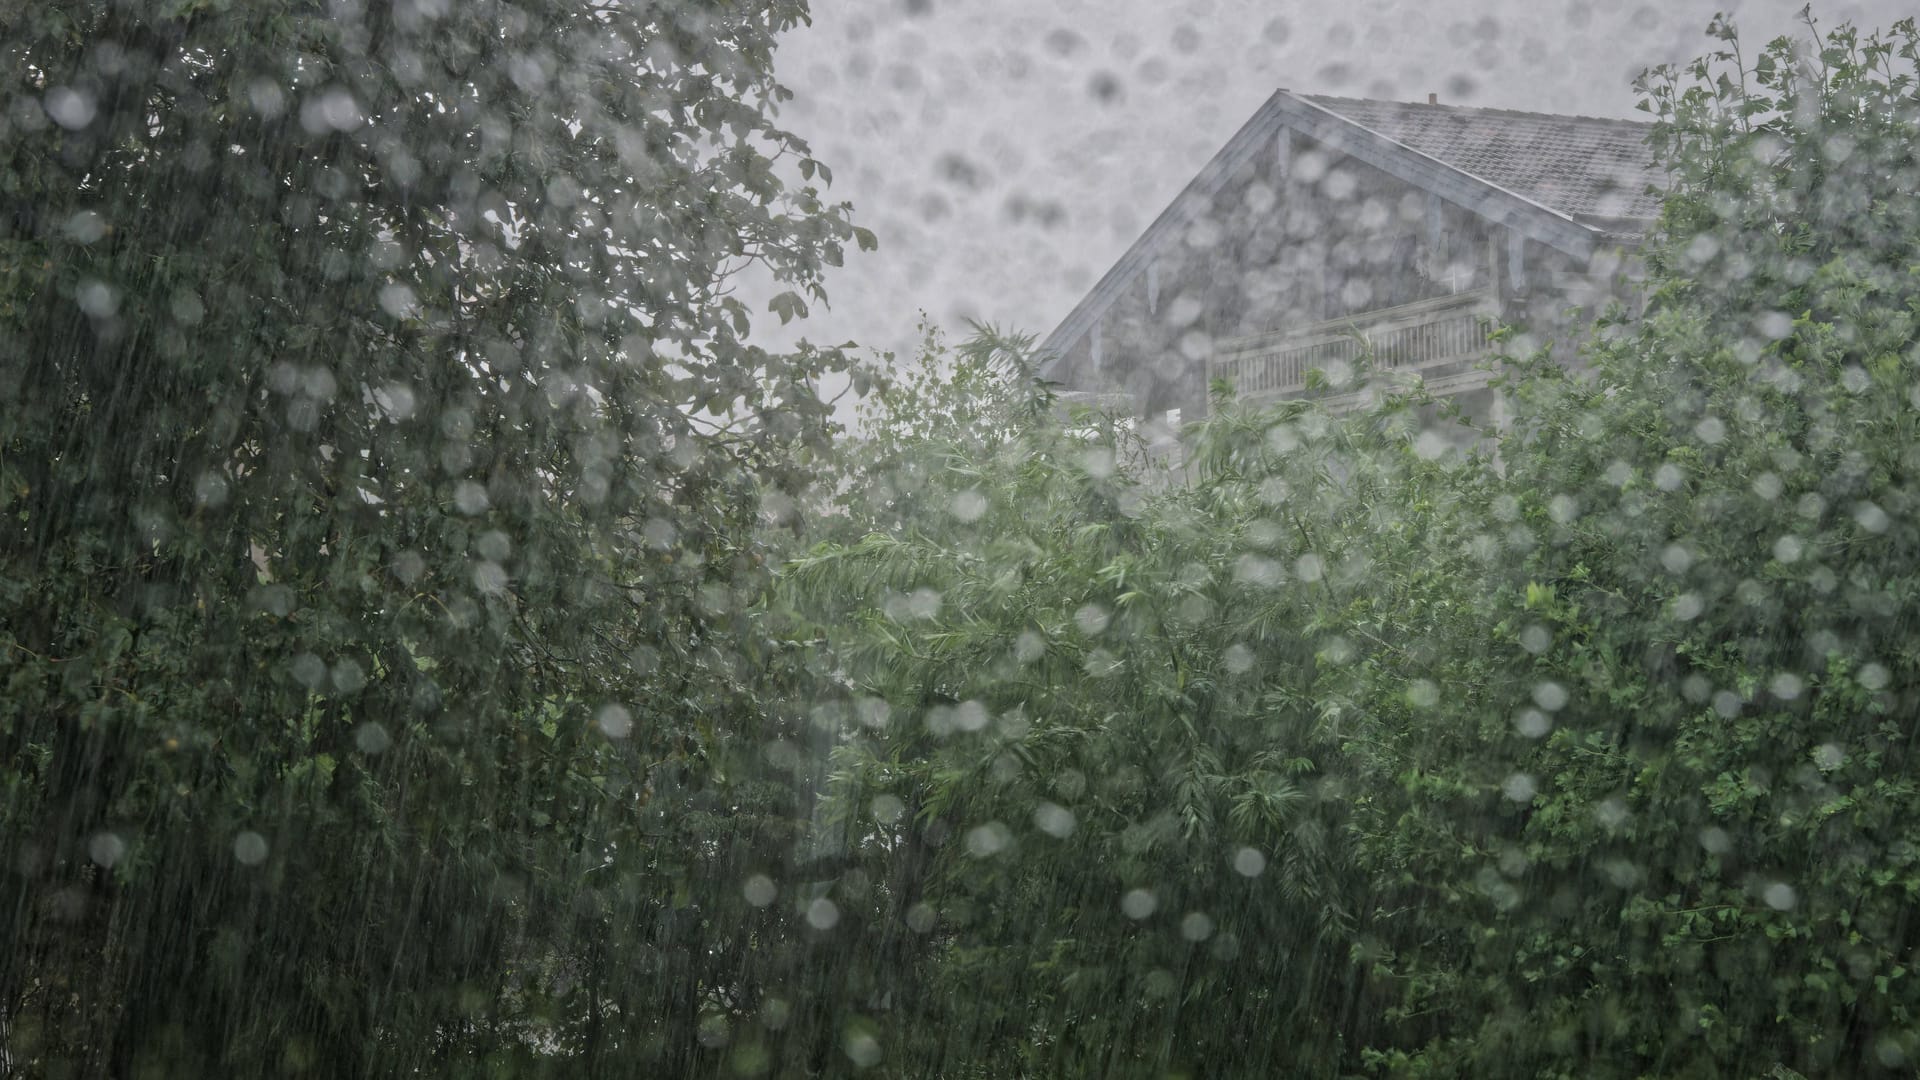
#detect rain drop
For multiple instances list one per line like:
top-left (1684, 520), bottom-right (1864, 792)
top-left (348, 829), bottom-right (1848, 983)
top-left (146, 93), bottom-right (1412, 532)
top-left (596, 704), bottom-right (633, 738)
top-left (1120, 888), bottom-right (1157, 920)
top-left (1231, 847), bottom-right (1266, 877)
top-left (233, 831), bottom-right (270, 866)
top-left (742, 875), bottom-right (776, 907)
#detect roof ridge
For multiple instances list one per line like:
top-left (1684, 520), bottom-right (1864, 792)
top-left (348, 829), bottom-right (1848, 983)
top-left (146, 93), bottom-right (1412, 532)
top-left (1295, 91), bottom-right (1655, 130)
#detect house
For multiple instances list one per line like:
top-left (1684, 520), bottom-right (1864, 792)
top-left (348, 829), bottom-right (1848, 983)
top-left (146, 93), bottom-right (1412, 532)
top-left (1037, 91), bottom-right (1668, 432)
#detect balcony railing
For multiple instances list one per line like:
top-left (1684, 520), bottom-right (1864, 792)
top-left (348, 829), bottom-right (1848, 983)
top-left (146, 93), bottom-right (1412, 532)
top-left (1210, 288), bottom-right (1500, 402)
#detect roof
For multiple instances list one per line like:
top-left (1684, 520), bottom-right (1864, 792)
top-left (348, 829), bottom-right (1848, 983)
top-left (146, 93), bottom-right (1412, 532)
top-left (1039, 91), bottom-right (1668, 374)
top-left (1300, 95), bottom-right (1665, 222)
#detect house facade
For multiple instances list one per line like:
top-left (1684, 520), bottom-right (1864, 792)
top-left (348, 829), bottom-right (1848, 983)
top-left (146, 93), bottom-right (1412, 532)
top-left (1038, 91), bottom-right (1667, 430)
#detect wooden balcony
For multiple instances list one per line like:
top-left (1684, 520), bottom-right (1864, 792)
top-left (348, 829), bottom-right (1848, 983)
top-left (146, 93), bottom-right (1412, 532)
top-left (1209, 287), bottom-right (1501, 404)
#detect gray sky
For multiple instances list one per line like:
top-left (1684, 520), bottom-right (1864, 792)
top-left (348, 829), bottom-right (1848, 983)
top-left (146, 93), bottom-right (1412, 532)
top-left (760, 0), bottom-right (1905, 368)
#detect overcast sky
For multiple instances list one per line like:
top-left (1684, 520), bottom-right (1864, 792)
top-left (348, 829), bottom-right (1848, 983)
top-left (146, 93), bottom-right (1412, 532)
top-left (758, 0), bottom-right (1907, 370)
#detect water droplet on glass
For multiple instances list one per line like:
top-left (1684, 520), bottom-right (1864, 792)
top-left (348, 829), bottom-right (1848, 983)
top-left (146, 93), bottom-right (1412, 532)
top-left (1231, 847), bottom-right (1266, 877)
top-left (1222, 643), bottom-right (1254, 674)
top-left (354, 722), bottom-right (391, 754)
top-left (964, 822), bottom-right (1010, 857)
top-left (88, 832), bottom-right (126, 868)
top-left (742, 875), bottom-right (776, 907)
top-left (233, 831), bottom-right (270, 866)
top-left (379, 283), bottom-right (420, 319)
top-left (453, 482), bottom-right (490, 515)
top-left (904, 903), bottom-right (936, 933)
top-left (1180, 911), bottom-right (1215, 941)
top-left (806, 897), bottom-right (840, 930)
top-left (1531, 681), bottom-right (1568, 712)
top-left (44, 86), bottom-right (97, 129)
top-left (1120, 888), bottom-right (1157, 920)
top-left (948, 489), bottom-right (987, 522)
top-left (1812, 743), bottom-right (1846, 772)
top-left (1772, 535), bottom-right (1804, 563)
top-left (1756, 310), bottom-right (1794, 340)
top-left (1502, 774), bottom-right (1538, 803)
top-left (75, 279), bottom-right (119, 317)
top-left (1074, 603), bottom-right (1111, 635)
top-left (1033, 802), bottom-right (1075, 838)
top-left (596, 704), bottom-right (633, 739)
top-left (1519, 625), bottom-right (1552, 654)
top-left (1854, 502), bottom-right (1890, 534)
top-left (64, 210), bottom-right (106, 244)
top-left (844, 1031), bottom-right (881, 1068)
top-left (290, 652), bottom-right (327, 689)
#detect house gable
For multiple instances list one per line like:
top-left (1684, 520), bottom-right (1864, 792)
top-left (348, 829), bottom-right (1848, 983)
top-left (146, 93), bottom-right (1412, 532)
top-left (1039, 91), bottom-right (1662, 414)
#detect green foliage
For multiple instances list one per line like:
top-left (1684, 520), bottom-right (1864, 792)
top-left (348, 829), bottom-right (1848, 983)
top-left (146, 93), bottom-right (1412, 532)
top-left (0, 1), bottom-right (865, 1074)
top-left (1364, 15), bottom-right (1920, 1076)
top-left (8, 4), bottom-right (1920, 1077)
top-left (781, 13), bottom-right (1920, 1078)
top-left (783, 324), bottom-right (1502, 1074)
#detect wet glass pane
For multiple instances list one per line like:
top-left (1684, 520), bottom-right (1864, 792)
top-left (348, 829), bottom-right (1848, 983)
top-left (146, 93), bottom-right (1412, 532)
top-left (5, 1), bottom-right (1919, 1075)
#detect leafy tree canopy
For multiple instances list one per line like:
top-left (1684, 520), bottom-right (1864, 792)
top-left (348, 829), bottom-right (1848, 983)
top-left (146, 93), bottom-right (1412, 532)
top-left (2, 0), bottom-right (871, 1074)
top-left (783, 13), bottom-right (1920, 1078)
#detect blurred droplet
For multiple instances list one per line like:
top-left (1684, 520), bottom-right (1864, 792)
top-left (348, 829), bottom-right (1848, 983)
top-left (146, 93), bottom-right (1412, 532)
top-left (1531, 681), bottom-right (1568, 712)
top-left (1232, 847), bottom-right (1266, 877)
top-left (44, 86), bottom-right (97, 129)
top-left (1033, 802), bottom-right (1075, 838)
top-left (742, 875), bottom-right (776, 907)
top-left (871, 794), bottom-right (905, 824)
top-left (1179, 911), bottom-right (1215, 941)
top-left (1120, 888), bottom-right (1157, 919)
top-left (805, 897), bottom-right (840, 930)
top-left (354, 722), bottom-right (391, 754)
top-left (596, 704), bottom-right (633, 739)
top-left (964, 822), bottom-right (1010, 857)
top-left (64, 210), bottom-right (106, 244)
top-left (453, 482), bottom-right (490, 515)
top-left (1074, 604), bottom-right (1110, 635)
top-left (844, 1031), bottom-right (882, 1068)
top-left (1519, 625), bottom-right (1552, 654)
top-left (233, 831), bottom-right (269, 866)
top-left (88, 832), bottom-right (126, 869)
top-left (75, 279), bottom-right (119, 318)
top-left (1406, 679), bottom-right (1439, 708)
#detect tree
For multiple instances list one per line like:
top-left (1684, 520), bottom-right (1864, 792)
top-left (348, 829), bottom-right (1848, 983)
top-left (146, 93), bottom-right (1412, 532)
top-left (778, 13), bottom-right (1920, 1078)
top-left (0, 1), bottom-right (869, 1074)
top-left (1343, 14), bottom-right (1920, 1077)
top-left (781, 328), bottom-right (1498, 1076)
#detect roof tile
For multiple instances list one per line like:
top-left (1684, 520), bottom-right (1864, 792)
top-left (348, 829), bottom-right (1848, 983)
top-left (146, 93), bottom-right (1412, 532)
top-left (1300, 94), bottom-right (1668, 221)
